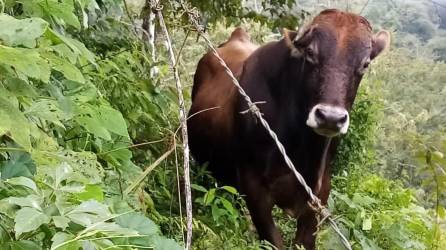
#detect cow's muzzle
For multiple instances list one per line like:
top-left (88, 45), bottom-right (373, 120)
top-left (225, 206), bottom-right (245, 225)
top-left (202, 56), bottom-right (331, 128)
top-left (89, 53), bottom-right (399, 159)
top-left (306, 104), bottom-right (349, 137)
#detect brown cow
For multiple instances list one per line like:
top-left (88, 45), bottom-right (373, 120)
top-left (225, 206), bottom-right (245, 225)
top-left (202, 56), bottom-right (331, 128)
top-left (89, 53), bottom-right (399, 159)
top-left (187, 9), bottom-right (390, 249)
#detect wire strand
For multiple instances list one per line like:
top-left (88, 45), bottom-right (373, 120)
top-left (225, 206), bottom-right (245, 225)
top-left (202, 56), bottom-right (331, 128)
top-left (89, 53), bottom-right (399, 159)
top-left (152, 1), bottom-right (193, 249)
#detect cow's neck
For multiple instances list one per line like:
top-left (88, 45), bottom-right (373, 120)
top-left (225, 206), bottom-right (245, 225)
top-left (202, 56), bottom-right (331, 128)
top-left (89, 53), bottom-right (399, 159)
top-left (294, 127), bottom-right (335, 192)
top-left (314, 137), bottom-right (332, 194)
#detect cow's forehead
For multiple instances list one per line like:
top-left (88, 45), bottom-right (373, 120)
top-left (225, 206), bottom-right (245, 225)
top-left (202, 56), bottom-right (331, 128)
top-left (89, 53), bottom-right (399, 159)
top-left (312, 9), bottom-right (373, 44)
top-left (310, 10), bottom-right (373, 58)
top-left (313, 9), bottom-right (372, 31)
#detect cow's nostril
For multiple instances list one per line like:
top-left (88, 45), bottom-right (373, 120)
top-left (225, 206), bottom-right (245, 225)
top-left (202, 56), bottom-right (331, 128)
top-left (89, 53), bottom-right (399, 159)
top-left (307, 104), bottom-right (350, 136)
top-left (314, 106), bottom-right (348, 125)
top-left (339, 114), bottom-right (348, 124)
top-left (315, 108), bottom-right (326, 120)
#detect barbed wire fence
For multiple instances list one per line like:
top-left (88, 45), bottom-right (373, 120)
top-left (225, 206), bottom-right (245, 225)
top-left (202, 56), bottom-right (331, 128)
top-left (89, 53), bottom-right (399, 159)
top-left (151, 1), bottom-right (193, 249)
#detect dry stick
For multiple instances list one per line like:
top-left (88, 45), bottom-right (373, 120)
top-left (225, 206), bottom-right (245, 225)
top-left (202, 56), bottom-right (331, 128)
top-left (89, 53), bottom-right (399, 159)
top-left (123, 144), bottom-right (175, 196)
top-left (180, 3), bottom-right (352, 250)
top-left (173, 138), bottom-right (186, 245)
top-left (359, 0), bottom-right (370, 15)
top-left (122, 0), bottom-right (138, 35)
top-left (174, 29), bottom-right (191, 69)
top-left (98, 138), bottom-right (166, 155)
top-left (153, 2), bottom-right (193, 249)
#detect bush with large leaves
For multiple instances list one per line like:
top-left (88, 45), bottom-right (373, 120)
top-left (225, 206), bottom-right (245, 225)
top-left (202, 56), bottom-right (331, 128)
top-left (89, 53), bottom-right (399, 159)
top-left (0, 1), bottom-right (181, 249)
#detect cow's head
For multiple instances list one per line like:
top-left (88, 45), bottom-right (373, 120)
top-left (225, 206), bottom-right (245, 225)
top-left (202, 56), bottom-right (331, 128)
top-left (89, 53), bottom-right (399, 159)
top-left (285, 9), bottom-right (390, 137)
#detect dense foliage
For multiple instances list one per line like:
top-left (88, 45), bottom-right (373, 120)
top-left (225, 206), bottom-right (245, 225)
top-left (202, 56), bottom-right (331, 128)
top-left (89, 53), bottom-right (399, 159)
top-left (0, 0), bottom-right (445, 249)
top-left (0, 0), bottom-right (181, 249)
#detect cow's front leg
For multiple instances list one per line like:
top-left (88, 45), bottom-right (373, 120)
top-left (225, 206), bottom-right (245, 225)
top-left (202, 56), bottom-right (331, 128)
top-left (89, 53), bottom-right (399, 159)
top-left (295, 209), bottom-right (317, 250)
top-left (239, 167), bottom-right (283, 249)
top-left (295, 166), bottom-right (331, 250)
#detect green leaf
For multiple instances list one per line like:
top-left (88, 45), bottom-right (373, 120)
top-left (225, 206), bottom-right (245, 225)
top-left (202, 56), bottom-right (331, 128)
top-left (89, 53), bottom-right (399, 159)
top-left (14, 207), bottom-right (50, 237)
top-left (191, 184), bottom-right (207, 193)
top-left (49, 1), bottom-right (81, 29)
top-left (0, 153), bottom-right (36, 179)
top-left (4, 240), bottom-right (42, 250)
top-left (222, 186), bottom-right (238, 194)
top-left (0, 198), bottom-right (17, 218)
top-left (43, 53), bottom-right (85, 83)
top-left (3, 77), bottom-right (38, 98)
top-left (28, 0), bottom-right (81, 29)
top-left (97, 105), bottom-right (129, 138)
top-left (85, 222), bottom-right (137, 235)
top-left (51, 232), bottom-right (80, 250)
top-left (76, 105), bottom-right (111, 140)
top-left (76, 184), bottom-right (104, 201)
top-left (353, 229), bottom-right (382, 250)
top-left (71, 200), bottom-right (111, 216)
top-left (362, 217), bottom-right (372, 231)
top-left (432, 151), bottom-right (444, 160)
top-left (352, 193), bottom-right (377, 207)
top-left (0, 95), bottom-right (32, 150)
top-left (65, 81), bottom-right (97, 103)
top-left (52, 216), bottom-right (70, 230)
top-left (8, 195), bottom-right (43, 210)
top-left (152, 235), bottom-right (183, 250)
top-left (99, 140), bottom-right (138, 174)
top-left (220, 198), bottom-right (235, 215)
top-left (25, 99), bottom-right (66, 128)
top-left (0, 45), bottom-right (50, 82)
top-left (81, 239), bottom-right (115, 250)
top-left (115, 212), bottom-right (158, 236)
top-left (66, 38), bottom-right (95, 65)
top-left (53, 163), bottom-right (74, 187)
top-left (51, 44), bottom-right (77, 64)
top-left (0, 14), bottom-right (48, 48)
top-left (437, 205), bottom-right (445, 219)
top-left (211, 205), bottom-right (226, 222)
top-left (65, 212), bottom-right (97, 226)
top-left (75, 103), bottom-right (129, 140)
top-left (76, 117), bottom-right (111, 140)
top-left (66, 200), bottom-right (111, 225)
top-left (43, 29), bottom-right (95, 66)
top-left (59, 183), bottom-right (84, 193)
top-left (332, 190), bottom-right (357, 209)
top-left (5, 177), bottom-right (38, 192)
top-left (204, 188), bottom-right (216, 205)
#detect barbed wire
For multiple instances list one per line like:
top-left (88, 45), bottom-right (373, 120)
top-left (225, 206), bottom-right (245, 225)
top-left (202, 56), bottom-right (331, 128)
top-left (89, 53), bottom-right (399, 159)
top-left (151, 1), bottom-right (193, 250)
top-left (176, 1), bottom-right (352, 249)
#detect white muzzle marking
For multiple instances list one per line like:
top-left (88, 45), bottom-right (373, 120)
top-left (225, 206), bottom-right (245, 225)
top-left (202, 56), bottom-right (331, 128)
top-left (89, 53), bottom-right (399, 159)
top-left (306, 104), bottom-right (350, 137)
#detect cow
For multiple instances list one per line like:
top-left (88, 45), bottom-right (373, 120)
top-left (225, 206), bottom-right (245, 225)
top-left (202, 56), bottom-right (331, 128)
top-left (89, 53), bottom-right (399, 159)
top-left (187, 9), bottom-right (390, 249)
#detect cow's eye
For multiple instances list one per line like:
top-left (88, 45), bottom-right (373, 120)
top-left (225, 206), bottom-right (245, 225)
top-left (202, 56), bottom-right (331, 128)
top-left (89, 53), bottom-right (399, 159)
top-left (304, 47), bottom-right (317, 64)
top-left (363, 60), bottom-right (370, 69)
top-left (305, 47), bottom-right (314, 57)
top-left (358, 58), bottom-right (371, 75)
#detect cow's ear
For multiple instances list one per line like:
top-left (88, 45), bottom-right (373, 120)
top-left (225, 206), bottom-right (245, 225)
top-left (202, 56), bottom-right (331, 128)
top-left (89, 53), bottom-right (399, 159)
top-left (293, 25), bottom-right (315, 48)
top-left (283, 28), bottom-right (303, 57)
top-left (283, 28), bottom-right (298, 47)
top-left (284, 25), bottom-right (315, 57)
top-left (371, 30), bottom-right (390, 60)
